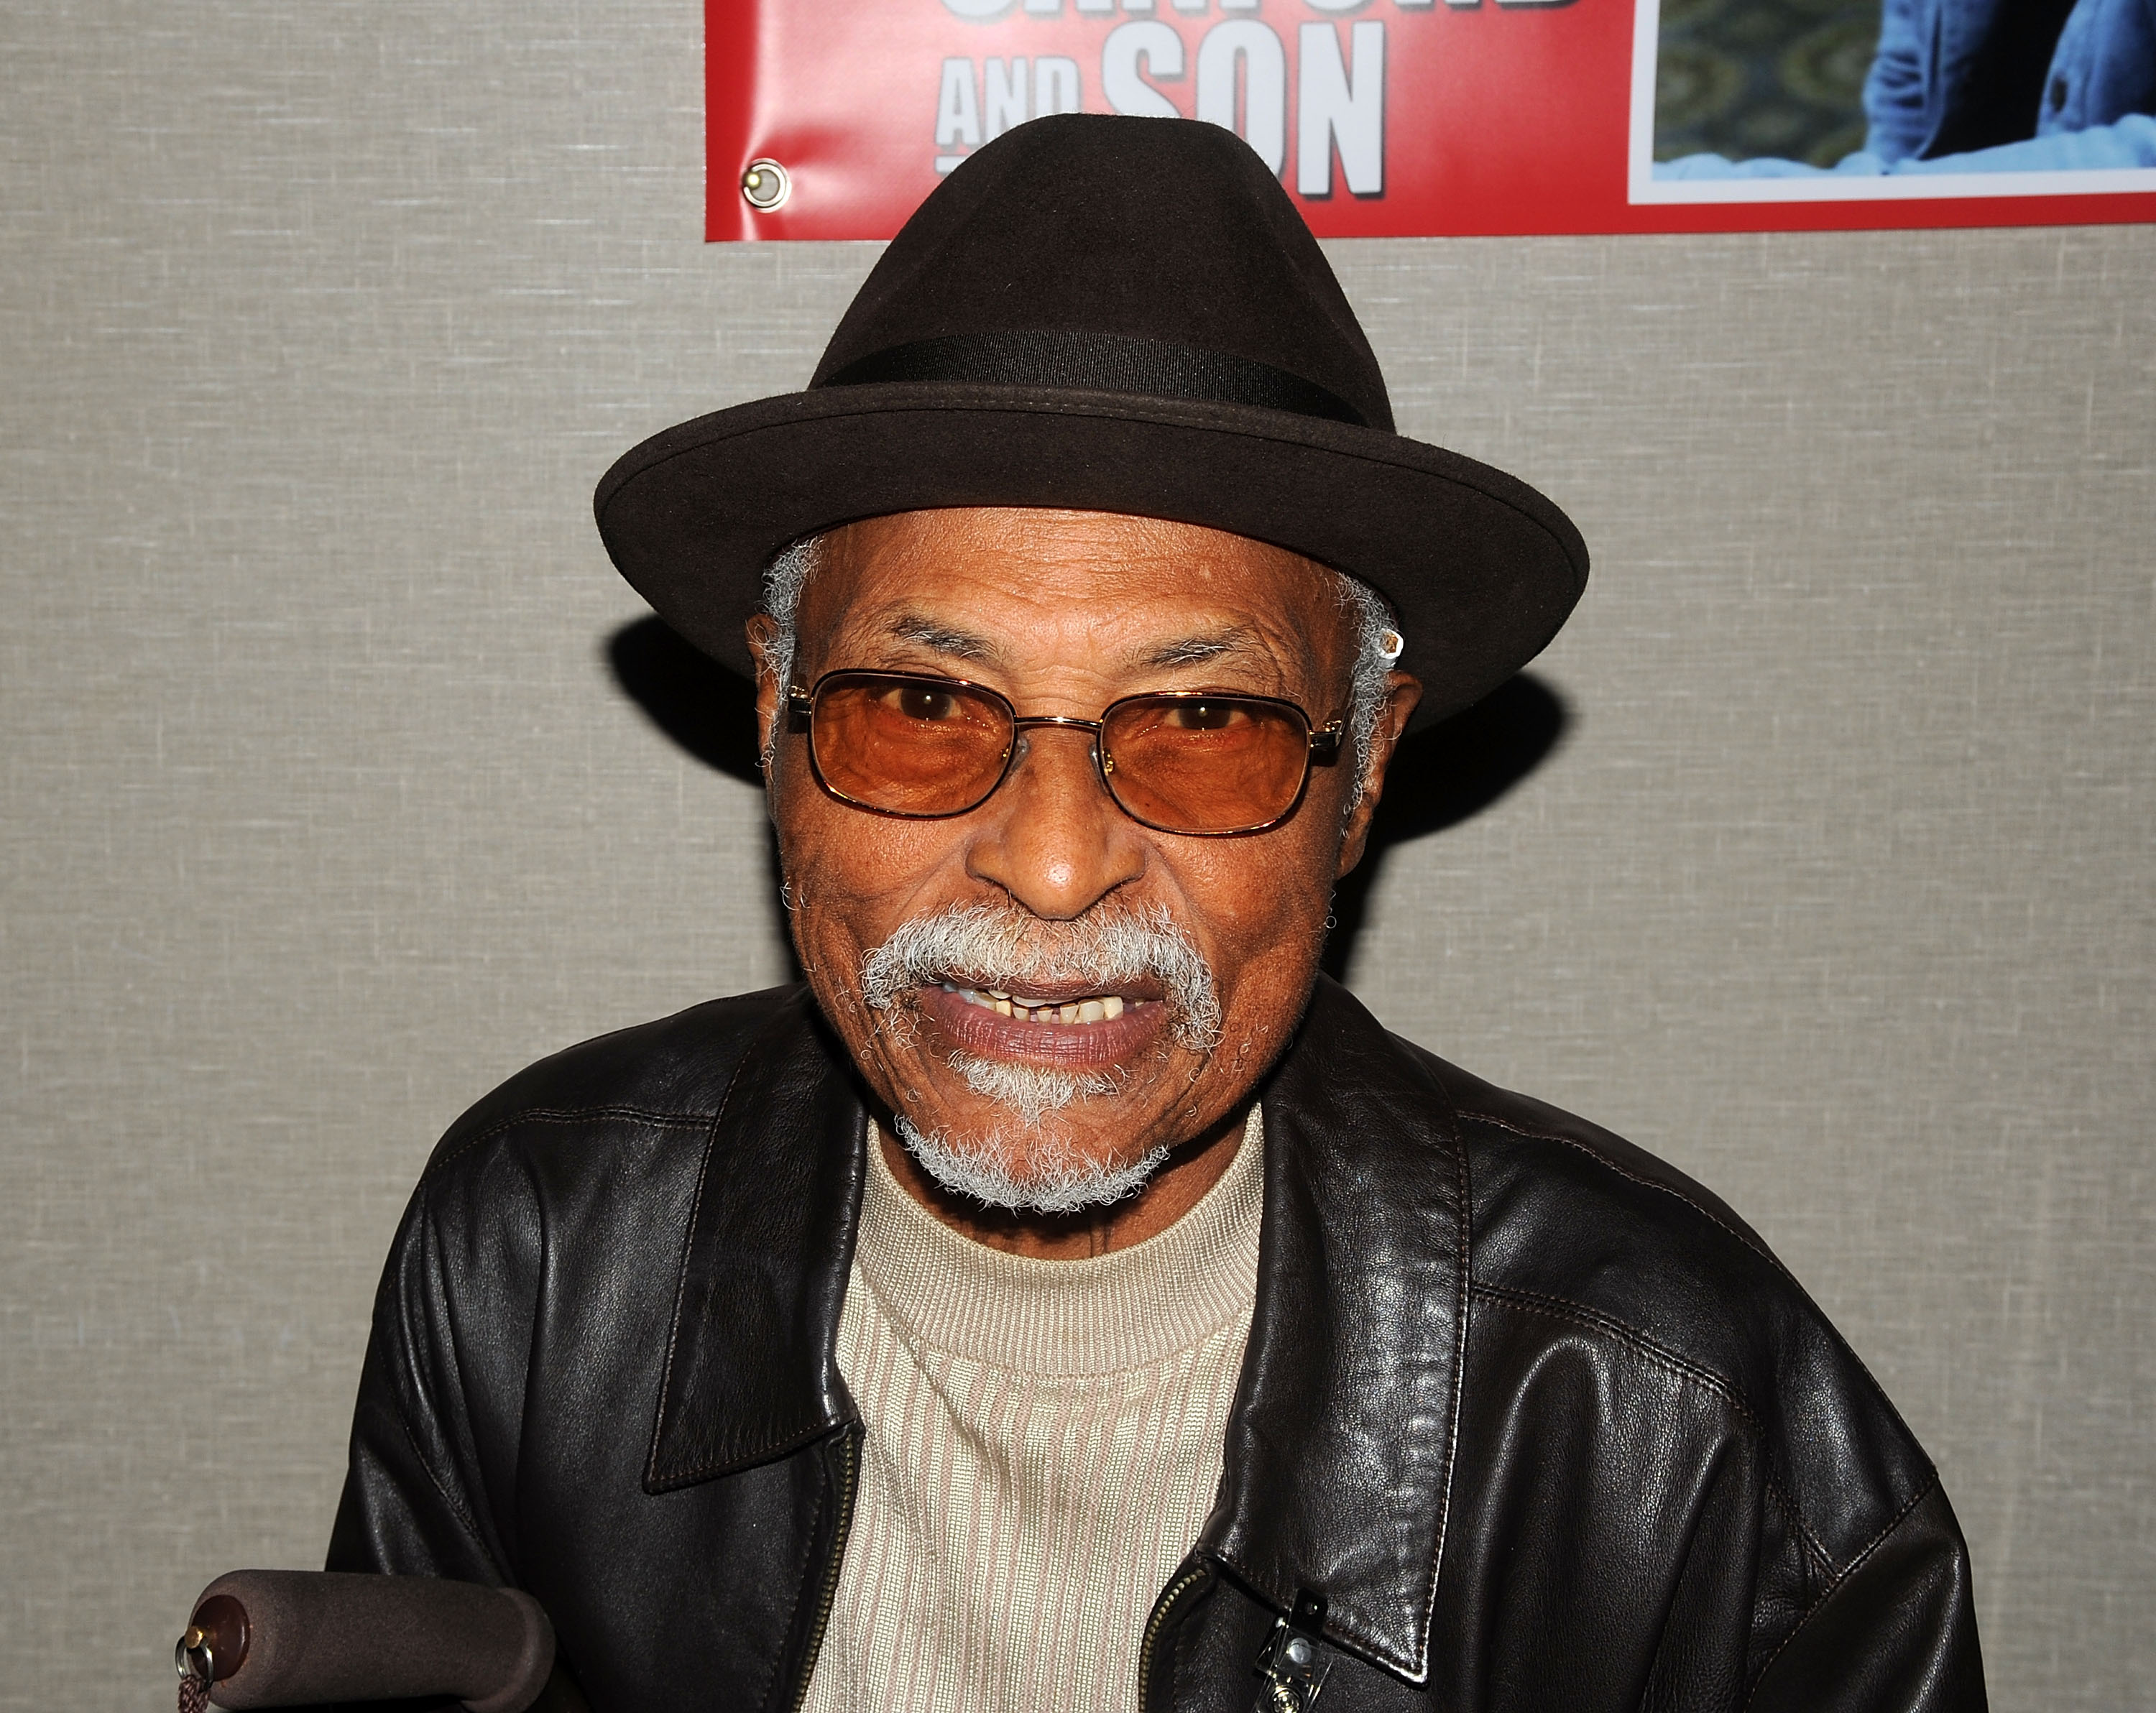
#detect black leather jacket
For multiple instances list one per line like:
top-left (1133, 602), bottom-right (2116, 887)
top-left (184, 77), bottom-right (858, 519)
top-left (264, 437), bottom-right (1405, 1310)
top-left (329, 979), bottom-right (1985, 1712)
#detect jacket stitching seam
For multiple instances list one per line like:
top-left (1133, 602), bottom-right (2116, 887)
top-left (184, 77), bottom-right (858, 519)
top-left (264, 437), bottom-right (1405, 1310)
top-left (423, 1105), bottom-right (716, 1183)
top-left (1410, 1122), bottom-right (1473, 1684)
top-left (1470, 1281), bottom-right (1766, 1438)
top-left (1739, 1472), bottom-right (1943, 1709)
top-left (650, 1418), bottom-right (856, 1488)
top-left (643, 1056), bottom-right (758, 1489)
top-left (1477, 1284), bottom-right (1856, 1685)
top-left (388, 1390), bottom-right (491, 1560)
top-left (377, 1181), bottom-right (497, 1569)
top-left (1812, 1469), bottom-right (1937, 1597)
top-left (1459, 1090), bottom-right (1937, 1578)
top-left (1764, 1472), bottom-right (1837, 1579)
top-left (1452, 1107), bottom-right (1797, 1284)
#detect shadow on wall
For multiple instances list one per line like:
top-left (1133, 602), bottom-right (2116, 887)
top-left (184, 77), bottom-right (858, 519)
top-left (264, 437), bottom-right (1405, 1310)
top-left (606, 617), bottom-right (798, 980)
top-left (606, 616), bottom-right (1568, 984)
top-left (609, 616), bottom-right (768, 783)
top-left (1319, 673), bottom-right (1568, 981)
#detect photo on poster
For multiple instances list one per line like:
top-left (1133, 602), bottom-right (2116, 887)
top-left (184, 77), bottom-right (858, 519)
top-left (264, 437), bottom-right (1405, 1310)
top-left (1629, 0), bottom-right (2156, 201)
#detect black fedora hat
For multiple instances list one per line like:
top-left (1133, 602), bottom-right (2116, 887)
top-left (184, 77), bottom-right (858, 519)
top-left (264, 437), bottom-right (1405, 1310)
top-left (595, 114), bottom-right (1586, 732)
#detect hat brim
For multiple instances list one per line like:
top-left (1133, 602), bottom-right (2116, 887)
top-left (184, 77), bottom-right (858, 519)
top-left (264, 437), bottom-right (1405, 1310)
top-left (594, 382), bottom-right (1588, 734)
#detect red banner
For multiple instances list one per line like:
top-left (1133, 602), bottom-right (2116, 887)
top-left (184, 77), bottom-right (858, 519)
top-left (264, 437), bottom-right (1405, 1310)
top-left (707, 0), bottom-right (2156, 239)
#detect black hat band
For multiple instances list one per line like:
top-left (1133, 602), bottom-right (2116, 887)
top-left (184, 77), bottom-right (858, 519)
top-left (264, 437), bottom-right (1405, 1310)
top-left (820, 328), bottom-right (1368, 428)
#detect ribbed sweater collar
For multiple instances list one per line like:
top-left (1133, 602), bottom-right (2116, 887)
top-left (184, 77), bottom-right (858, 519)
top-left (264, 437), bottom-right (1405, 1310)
top-left (854, 1108), bottom-right (1265, 1377)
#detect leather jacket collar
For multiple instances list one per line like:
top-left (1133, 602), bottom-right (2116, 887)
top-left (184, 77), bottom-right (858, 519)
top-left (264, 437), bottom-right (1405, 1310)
top-left (643, 977), bottom-right (1468, 1686)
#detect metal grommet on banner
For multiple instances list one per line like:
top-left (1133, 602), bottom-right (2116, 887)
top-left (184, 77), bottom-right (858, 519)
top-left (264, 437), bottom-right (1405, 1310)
top-left (741, 159), bottom-right (791, 211)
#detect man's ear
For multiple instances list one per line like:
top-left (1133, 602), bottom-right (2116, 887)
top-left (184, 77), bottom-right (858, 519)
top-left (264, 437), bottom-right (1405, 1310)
top-left (1336, 672), bottom-right (1422, 878)
top-left (745, 613), bottom-right (788, 790)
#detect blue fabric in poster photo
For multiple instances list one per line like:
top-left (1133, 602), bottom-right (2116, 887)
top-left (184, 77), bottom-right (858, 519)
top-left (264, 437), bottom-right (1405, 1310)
top-left (1654, 0), bottom-right (2156, 177)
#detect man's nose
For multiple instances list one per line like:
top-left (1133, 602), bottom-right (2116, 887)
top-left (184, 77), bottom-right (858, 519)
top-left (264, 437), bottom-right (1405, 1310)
top-left (964, 726), bottom-right (1145, 920)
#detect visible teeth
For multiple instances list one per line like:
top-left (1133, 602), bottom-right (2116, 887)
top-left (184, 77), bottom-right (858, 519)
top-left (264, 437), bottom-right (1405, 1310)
top-left (942, 987), bottom-right (1130, 1024)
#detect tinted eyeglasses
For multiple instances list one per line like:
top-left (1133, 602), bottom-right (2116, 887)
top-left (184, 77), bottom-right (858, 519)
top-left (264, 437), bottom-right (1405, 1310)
top-left (788, 670), bottom-right (1345, 836)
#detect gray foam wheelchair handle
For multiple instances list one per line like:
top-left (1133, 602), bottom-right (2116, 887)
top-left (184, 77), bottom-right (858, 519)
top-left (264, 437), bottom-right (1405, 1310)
top-left (183, 1570), bottom-right (555, 1713)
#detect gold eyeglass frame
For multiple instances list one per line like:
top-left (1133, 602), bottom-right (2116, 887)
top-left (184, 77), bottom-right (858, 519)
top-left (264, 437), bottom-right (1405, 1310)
top-left (786, 669), bottom-right (1346, 837)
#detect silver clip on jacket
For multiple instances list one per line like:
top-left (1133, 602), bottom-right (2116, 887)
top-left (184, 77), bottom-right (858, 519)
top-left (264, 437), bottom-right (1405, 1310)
top-left (1253, 1588), bottom-right (1332, 1712)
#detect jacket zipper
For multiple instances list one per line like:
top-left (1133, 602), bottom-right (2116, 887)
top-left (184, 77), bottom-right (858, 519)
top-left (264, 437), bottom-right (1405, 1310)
top-left (1135, 1561), bottom-right (1209, 1710)
top-left (786, 1426), bottom-right (862, 1713)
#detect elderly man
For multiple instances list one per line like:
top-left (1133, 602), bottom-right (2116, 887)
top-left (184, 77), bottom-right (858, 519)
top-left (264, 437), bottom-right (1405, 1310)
top-left (328, 117), bottom-right (1985, 1712)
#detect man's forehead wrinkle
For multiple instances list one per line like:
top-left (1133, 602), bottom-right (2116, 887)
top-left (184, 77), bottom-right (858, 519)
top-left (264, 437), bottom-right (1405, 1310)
top-left (805, 510), bottom-right (1348, 696)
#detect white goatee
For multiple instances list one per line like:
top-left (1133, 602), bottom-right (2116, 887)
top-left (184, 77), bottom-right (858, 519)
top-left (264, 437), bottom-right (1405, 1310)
top-left (860, 900), bottom-right (1220, 1214)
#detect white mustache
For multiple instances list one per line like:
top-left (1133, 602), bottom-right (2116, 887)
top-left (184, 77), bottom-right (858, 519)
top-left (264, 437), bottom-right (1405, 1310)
top-left (858, 901), bottom-right (1222, 1055)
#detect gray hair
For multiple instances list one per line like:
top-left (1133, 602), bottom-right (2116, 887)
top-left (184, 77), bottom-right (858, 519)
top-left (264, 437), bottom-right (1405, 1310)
top-left (757, 533), bottom-right (823, 727)
top-left (1331, 571), bottom-right (1401, 811)
top-left (759, 532), bottom-right (1400, 806)
top-left (893, 1112), bottom-right (1169, 1215)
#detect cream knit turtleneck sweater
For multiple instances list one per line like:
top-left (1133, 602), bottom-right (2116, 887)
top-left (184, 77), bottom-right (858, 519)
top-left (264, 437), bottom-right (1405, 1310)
top-left (799, 1108), bottom-right (1265, 1713)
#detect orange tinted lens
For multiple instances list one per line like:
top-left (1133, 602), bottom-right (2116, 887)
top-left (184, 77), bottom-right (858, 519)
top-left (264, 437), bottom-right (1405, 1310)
top-left (810, 675), bottom-right (1013, 816)
top-left (1102, 696), bottom-right (1310, 833)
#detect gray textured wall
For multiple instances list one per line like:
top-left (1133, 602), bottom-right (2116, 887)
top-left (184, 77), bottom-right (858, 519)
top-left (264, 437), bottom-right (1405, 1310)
top-left (4, 1), bottom-right (2152, 1707)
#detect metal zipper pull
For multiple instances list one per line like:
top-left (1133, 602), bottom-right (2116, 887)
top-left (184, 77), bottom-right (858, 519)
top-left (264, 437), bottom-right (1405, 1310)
top-left (1252, 1588), bottom-right (1331, 1712)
